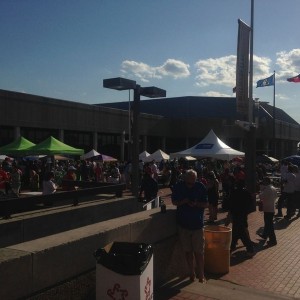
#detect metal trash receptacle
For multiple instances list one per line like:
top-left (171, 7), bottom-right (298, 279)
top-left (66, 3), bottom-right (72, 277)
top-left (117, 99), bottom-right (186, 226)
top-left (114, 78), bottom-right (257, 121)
top-left (204, 225), bottom-right (232, 274)
top-left (94, 241), bottom-right (153, 300)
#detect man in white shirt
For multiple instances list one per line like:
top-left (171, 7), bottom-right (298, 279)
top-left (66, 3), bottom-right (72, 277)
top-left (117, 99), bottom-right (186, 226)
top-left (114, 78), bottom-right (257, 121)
top-left (259, 177), bottom-right (278, 246)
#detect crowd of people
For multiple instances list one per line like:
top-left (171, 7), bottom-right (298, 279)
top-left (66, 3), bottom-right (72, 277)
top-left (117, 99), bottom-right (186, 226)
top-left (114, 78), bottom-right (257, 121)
top-left (0, 157), bottom-right (126, 197)
top-left (168, 157), bottom-right (300, 283)
top-left (2, 152), bottom-right (299, 284)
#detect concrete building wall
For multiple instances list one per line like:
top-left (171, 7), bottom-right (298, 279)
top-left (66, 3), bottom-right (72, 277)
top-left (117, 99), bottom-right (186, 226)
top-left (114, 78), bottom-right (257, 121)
top-left (0, 89), bottom-right (299, 158)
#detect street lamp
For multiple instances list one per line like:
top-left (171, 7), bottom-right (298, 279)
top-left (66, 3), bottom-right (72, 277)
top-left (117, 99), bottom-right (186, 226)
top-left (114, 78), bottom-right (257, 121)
top-left (103, 77), bottom-right (166, 198)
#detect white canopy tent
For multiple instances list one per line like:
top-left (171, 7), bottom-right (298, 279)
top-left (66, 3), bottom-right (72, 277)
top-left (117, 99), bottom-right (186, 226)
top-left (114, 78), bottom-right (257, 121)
top-left (169, 153), bottom-right (196, 161)
top-left (176, 129), bottom-right (245, 161)
top-left (139, 150), bottom-right (150, 161)
top-left (145, 149), bottom-right (169, 162)
top-left (80, 149), bottom-right (100, 160)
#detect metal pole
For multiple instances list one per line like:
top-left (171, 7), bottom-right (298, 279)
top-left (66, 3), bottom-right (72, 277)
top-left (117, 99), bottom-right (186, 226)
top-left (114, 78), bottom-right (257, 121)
top-left (245, 0), bottom-right (256, 196)
top-left (249, 0), bottom-right (254, 123)
top-left (128, 90), bottom-right (132, 161)
top-left (273, 71), bottom-right (276, 157)
top-left (131, 86), bottom-right (140, 198)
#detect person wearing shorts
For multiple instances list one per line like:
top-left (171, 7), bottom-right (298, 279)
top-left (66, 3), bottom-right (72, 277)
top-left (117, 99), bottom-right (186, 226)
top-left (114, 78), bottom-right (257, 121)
top-left (171, 169), bottom-right (208, 283)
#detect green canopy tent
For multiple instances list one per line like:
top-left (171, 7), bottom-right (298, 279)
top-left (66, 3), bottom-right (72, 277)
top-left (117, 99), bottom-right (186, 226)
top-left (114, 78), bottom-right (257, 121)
top-left (0, 136), bottom-right (36, 156)
top-left (28, 136), bottom-right (84, 156)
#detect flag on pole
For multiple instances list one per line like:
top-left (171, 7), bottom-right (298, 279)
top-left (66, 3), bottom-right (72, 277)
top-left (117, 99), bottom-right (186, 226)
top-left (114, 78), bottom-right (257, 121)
top-left (256, 74), bottom-right (274, 87)
top-left (287, 74), bottom-right (300, 83)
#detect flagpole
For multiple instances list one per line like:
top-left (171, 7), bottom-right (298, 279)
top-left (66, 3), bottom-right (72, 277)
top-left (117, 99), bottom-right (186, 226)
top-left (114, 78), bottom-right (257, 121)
top-left (273, 70), bottom-right (276, 157)
top-left (245, 0), bottom-right (256, 197)
top-left (249, 0), bottom-right (254, 123)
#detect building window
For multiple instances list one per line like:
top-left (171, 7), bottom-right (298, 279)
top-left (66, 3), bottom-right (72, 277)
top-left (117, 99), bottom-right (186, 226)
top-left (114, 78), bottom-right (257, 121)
top-left (64, 131), bottom-right (92, 151)
top-left (20, 127), bottom-right (58, 143)
top-left (0, 126), bottom-right (14, 146)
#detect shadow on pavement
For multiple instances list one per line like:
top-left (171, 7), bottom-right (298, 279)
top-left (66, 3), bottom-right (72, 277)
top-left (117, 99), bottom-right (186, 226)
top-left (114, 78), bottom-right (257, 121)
top-left (274, 216), bottom-right (297, 230)
top-left (155, 276), bottom-right (193, 300)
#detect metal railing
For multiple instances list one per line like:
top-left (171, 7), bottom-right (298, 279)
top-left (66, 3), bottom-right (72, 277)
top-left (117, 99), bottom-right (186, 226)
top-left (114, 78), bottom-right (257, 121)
top-left (0, 182), bottom-right (126, 219)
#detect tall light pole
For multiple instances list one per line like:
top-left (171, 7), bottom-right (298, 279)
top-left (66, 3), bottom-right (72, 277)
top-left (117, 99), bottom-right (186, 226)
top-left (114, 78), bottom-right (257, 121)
top-left (244, 0), bottom-right (257, 197)
top-left (103, 77), bottom-right (166, 198)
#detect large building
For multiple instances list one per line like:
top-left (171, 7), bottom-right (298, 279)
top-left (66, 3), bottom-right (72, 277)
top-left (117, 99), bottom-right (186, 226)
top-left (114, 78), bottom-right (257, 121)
top-left (0, 89), bottom-right (299, 160)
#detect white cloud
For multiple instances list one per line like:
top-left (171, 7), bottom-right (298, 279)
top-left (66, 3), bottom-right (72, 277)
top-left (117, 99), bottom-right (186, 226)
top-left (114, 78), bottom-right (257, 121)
top-left (121, 60), bottom-right (158, 82)
top-left (276, 93), bottom-right (289, 101)
top-left (201, 91), bottom-right (232, 97)
top-left (121, 49), bottom-right (300, 90)
top-left (194, 55), bottom-right (236, 87)
top-left (194, 54), bottom-right (274, 88)
top-left (121, 59), bottom-right (190, 82)
top-left (253, 55), bottom-right (273, 80)
top-left (275, 48), bottom-right (300, 80)
top-left (157, 59), bottom-right (190, 79)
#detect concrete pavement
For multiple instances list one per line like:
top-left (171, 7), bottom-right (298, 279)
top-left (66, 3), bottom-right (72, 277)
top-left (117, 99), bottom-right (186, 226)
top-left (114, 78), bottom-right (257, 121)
top-left (157, 187), bottom-right (300, 300)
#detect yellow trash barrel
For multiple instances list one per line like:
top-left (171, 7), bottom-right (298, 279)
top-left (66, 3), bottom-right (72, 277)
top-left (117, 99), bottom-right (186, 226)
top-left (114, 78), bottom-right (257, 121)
top-left (204, 225), bottom-right (232, 274)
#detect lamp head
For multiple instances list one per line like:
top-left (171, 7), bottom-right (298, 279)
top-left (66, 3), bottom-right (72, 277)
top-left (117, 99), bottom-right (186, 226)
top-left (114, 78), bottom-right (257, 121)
top-left (103, 77), bottom-right (136, 91)
top-left (140, 86), bottom-right (166, 98)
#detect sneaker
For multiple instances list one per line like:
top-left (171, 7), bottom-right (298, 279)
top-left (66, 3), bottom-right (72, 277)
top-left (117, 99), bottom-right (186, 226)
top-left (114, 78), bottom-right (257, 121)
top-left (257, 233), bottom-right (267, 239)
top-left (199, 277), bottom-right (207, 283)
top-left (267, 240), bottom-right (277, 247)
top-left (189, 273), bottom-right (196, 282)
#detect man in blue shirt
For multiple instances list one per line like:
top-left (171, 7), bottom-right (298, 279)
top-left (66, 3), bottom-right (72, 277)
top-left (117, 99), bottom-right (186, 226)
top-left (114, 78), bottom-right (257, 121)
top-left (172, 169), bottom-right (208, 283)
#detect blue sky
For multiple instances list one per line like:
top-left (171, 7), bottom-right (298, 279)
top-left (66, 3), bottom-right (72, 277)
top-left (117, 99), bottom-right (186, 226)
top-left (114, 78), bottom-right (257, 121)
top-left (1, 0), bottom-right (300, 122)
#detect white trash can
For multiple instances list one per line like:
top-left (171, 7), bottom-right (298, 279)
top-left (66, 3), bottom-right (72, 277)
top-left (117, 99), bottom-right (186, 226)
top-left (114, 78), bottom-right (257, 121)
top-left (94, 242), bottom-right (153, 300)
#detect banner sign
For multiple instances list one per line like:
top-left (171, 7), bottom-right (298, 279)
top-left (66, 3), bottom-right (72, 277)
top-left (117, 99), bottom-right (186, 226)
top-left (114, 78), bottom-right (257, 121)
top-left (236, 19), bottom-right (251, 119)
top-left (195, 143), bottom-right (214, 150)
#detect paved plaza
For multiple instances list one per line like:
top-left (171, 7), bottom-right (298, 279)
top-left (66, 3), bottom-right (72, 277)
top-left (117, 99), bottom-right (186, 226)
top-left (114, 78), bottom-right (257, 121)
top-left (156, 188), bottom-right (300, 300)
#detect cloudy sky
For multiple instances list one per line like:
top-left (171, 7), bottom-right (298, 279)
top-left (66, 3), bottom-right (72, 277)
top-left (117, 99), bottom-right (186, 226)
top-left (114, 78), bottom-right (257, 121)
top-left (1, 0), bottom-right (300, 122)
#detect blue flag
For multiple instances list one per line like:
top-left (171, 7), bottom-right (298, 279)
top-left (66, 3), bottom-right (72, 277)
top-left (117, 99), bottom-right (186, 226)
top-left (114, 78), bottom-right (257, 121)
top-left (256, 74), bottom-right (274, 87)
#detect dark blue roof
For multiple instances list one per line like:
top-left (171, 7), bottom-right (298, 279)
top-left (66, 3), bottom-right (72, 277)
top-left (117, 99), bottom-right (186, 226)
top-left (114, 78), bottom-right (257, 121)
top-left (97, 96), bottom-right (299, 125)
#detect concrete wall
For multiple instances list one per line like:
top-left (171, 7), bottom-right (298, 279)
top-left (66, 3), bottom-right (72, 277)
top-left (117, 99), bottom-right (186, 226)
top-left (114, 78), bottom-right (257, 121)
top-left (0, 196), bottom-right (141, 247)
top-left (0, 207), bottom-right (186, 300)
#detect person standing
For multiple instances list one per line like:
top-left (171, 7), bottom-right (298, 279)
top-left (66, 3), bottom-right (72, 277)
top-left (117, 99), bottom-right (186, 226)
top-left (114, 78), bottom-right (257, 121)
top-left (139, 167), bottom-right (159, 206)
top-left (276, 161), bottom-right (289, 217)
top-left (283, 165), bottom-right (296, 220)
top-left (42, 172), bottom-right (57, 195)
top-left (293, 165), bottom-right (300, 217)
top-left (29, 169), bottom-right (40, 191)
top-left (0, 163), bottom-right (10, 194)
top-left (10, 163), bottom-right (22, 197)
top-left (206, 171), bottom-right (219, 223)
top-left (258, 177), bottom-right (278, 246)
top-left (61, 166), bottom-right (77, 191)
top-left (171, 169), bottom-right (208, 283)
top-left (227, 180), bottom-right (255, 257)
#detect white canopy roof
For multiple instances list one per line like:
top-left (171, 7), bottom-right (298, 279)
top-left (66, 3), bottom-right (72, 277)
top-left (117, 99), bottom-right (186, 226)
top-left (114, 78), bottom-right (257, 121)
top-left (145, 149), bottom-right (169, 162)
top-left (80, 149), bottom-right (100, 160)
top-left (169, 153), bottom-right (196, 161)
top-left (176, 129), bottom-right (245, 161)
top-left (139, 150), bottom-right (150, 161)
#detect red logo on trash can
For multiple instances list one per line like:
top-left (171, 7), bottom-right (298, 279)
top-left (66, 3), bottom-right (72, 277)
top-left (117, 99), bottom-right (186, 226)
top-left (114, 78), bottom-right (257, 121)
top-left (107, 283), bottom-right (128, 299)
top-left (144, 277), bottom-right (152, 300)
